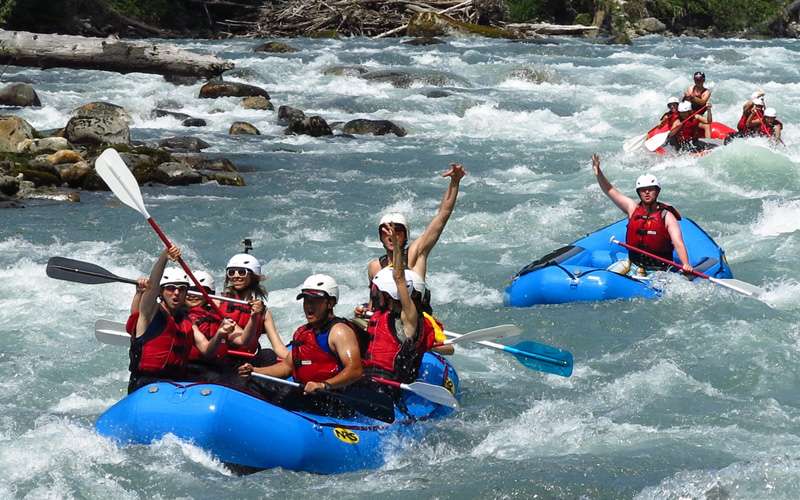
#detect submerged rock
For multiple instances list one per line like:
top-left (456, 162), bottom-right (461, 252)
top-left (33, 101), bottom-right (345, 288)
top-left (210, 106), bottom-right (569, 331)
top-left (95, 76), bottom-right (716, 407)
top-left (152, 109), bottom-right (192, 121)
top-left (229, 121), bottom-right (261, 135)
top-left (199, 81), bottom-right (270, 100)
top-left (507, 66), bottom-right (559, 84)
top-left (277, 105), bottom-right (306, 126)
top-left (361, 69), bottom-right (470, 88)
top-left (254, 41), bottom-right (299, 53)
top-left (402, 37), bottom-right (444, 46)
top-left (182, 118), bottom-right (207, 127)
top-left (0, 83), bottom-right (41, 107)
top-left (322, 65), bottom-right (369, 77)
top-left (158, 136), bottom-right (210, 152)
top-left (342, 119), bottom-right (407, 137)
top-left (64, 102), bottom-right (130, 145)
top-left (241, 96), bottom-right (274, 110)
top-left (285, 116), bottom-right (332, 137)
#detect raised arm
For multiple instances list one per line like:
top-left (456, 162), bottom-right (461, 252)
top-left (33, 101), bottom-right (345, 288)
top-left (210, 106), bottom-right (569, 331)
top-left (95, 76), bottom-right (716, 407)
top-left (129, 277), bottom-right (149, 314)
top-left (391, 226), bottom-right (418, 339)
top-left (407, 163), bottom-right (467, 277)
top-left (592, 154), bottom-right (637, 218)
top-left (136, 246), bottom-right (180, 337)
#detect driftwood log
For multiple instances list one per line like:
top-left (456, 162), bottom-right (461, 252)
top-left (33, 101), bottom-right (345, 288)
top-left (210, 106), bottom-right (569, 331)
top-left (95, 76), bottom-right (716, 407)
top-left (505, 23), bottom-right (600, 36)
top-left (0, 30), bottom-right (233, 78)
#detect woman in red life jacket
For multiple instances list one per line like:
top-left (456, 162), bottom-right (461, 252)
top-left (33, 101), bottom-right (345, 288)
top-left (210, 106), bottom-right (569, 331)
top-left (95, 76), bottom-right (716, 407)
top-left (761, 107), bottom-right (784, 144)
top-left (743, 97), bottom-right (768, 136)
top-left (184, 270), bottom-right (237, 380)
top-left (219, 253), bottom-right (280, 367)
top-left (238, 274), bottom-right (364, 417)
top-left (668, 101), bottom-right (712, 152)
top-left (684, 71), bottom-right (712, 139)
top-left (658, 97), bottom-right (680, 127)
top-left (592, 154), bottom-right (693, 274)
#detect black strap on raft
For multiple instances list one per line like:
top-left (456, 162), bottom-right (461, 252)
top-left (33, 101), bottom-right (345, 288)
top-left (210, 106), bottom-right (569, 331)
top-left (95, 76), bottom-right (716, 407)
top-left (514, 245), bottom-right (583, 279)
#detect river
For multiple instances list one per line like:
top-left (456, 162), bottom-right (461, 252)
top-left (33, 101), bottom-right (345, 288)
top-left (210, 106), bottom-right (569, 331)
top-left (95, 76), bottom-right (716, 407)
top-left (1, 34), bottom-right (800, 499)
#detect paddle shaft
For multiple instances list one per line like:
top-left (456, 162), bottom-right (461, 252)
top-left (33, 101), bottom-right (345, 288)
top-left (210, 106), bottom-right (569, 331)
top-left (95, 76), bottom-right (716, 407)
top-left (613, 238), bottom-right (705, 278)
top-left (48, 260), bottom-right (249, 305)
top-left (451, 334), bottom-right (569, 368)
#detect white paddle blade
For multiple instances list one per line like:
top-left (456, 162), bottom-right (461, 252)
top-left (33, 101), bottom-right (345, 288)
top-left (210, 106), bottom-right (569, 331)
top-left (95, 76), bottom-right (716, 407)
top-left (95, 148), bottom-right (150, 218)
top-left (645, 131), bottom-right (669, 152)
top-left (709, 277), bottom-right (765, 298)
top-left (623, 133), bottom-right (647, 153)
top-left (94, 319), bottom-right (131, 346)
top-left (404, 381), bottom-right (459, 408)
top-left (444, 324), bottom-right (522, 345)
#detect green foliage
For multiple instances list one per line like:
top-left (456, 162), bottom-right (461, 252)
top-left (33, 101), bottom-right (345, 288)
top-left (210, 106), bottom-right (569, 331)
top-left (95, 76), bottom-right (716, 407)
top-left (107, 0), bottom-right (175, 24)
top-left (0, 0), bottom-right (16, 25)
top-left (647, 0), bottom-right (787, 31)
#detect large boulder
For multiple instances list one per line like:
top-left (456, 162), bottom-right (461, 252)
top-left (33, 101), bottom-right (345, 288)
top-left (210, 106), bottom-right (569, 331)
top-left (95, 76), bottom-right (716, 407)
top-left (229, 122), bottom-right (261, 135)
top-left (241, 96), bottom-right (274, 110)
top-left (407, 12), bottom-right (518, 38)
top-left (158, 136), bottom-right (210, 152)
top-left (47, 149), bottom-right (83, 165)
top-left (153, 162), bottom-right (202, 186)
top-left (254, 41), bottom-right (299, 53)
top-left (636, 17), bottom-right (667, 33)
top-left (0, 115), bottom-right (36, 153)
top-left (55, 161), bottom-right (92, 188)
top-left (64, 102), bottom-right (130, 145)
top-left (285, 116), bottom-right (333, 137)
top-left (342, 119), bottom-right (407, 137)
top-left (0, 83), bottom-right (41, 107)
top-left (199, 81), bottom-right (270, 100)
top-left (277, 105), bottom-right (306, 126)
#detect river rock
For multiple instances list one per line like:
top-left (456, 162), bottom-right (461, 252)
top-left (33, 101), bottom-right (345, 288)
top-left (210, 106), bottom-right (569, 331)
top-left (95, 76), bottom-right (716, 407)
top-left (254, 41), bottom-right (298, 53)
top-left (421, 89), bottom-right (451, 98)
top-left (277, 105), bottom-right (306, 126)
top-left (152, 109), bottom-right (191, 121)
top-left (0, 83), bottom-right (41, 107)
top-left (158, 136), bottom-right (210, 152)
top-left (0, 115), bottom-right (36, 153)
top-left (64, 102), bottom-right (130, 145)
top-left (164, 75), bottom-right (204, 86)
top-left (197, 170), bottom-right (245, 186)
top-left (402, 37), bottom-right (444, 46)
top-left (47, 149), bottom-right (83, 165)
top-left (241, 96), bottom-right (274, 110)
top-left (636, 17), bottom-right (667, 34)
top-left (342, 119), bottom-right (407, 137)
top-left (229, 122), bottom-right (260, 135)
top-left (285, 116), bottom-right (332, 137)
top-left (322, 65), bottom-right (369, 77)
top-left (199, 81), bottom-right (270, 100)
top-left (182, 118), bottom-right (207, 127)
top-left (16, 165), bottom-right (61, 187)
top-left (507, 66), bottom-right (558, 84)
top-left (407, 12), bottom-right (518, 38)
top-left (0, 174), bottom-right (20, 196)
top-left (361, 69), bottom-right (470, 89)
top-left (16, 137), bottom-right (71, 154)
top-left (56, 161), bottom-right (92, 188)
top-left (154, 162), bottom-right (202, 186)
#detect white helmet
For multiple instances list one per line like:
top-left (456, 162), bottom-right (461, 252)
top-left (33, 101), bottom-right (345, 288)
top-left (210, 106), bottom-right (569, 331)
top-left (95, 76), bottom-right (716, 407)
top-left (752, 97), bottom-right (765, 107)
top-left (635, 174), bottom-right (660, 191)
top-left (405, 269), bottom-right (427, 297)
top-left (667, 96), bottom-right (680, 105)
top-left (764, 107), bottom-right (777, 118)
top-left (379, 212), bottom-right (408, 232)
top-left (226, 253), bottom-right (261, 276)
top-left (751, 90), bottom-right (765, 100)
top-left (191, 270), bottom-right (215, 292)
top-left (372, 267), bottom-right (414, 301)
top-left (677, 101), bottom-right (692, 113)
top-left (160, 267), bottom-right (189, 287)
top-left (296, 273), bottom-right (339, 301)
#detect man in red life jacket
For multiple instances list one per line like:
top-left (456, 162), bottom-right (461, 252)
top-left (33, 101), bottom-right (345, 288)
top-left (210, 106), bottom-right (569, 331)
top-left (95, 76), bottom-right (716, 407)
top-left (683, 72), bottom-right (713, 139)
top-left (668, 101), bottom-right (712, 152)
top-left (592, 155), bottom-right (693, 273)
top-left (127, 246), bottom-right (234, 394)
top-left (761, 107), bottom-right (784, 144)
top-left (238, 274), bottom-right (364, 416)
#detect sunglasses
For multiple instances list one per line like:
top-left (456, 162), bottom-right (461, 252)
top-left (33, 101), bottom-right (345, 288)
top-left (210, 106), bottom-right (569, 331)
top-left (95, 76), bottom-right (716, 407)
top-left (162, 284), bottom-right (188, 293)
top-left (226, 268), bottom-right (250, 278)
top-left (668, 103), bottom-right (678, 107)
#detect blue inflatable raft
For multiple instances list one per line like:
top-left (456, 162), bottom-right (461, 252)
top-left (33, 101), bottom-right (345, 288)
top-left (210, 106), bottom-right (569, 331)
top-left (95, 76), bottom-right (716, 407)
top-left (95, 353), bottom-right (458, 474)
top-left (504, 218), bottom-right (732, 307)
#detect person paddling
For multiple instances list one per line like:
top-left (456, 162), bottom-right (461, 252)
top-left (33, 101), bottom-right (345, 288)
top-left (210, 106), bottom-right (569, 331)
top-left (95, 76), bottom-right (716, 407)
top-left (684, 71), bottom-right (711, 111)
top-left (238, 274), bottom-right (364, 417)
top-left (592, 154), bottom-right (693, 275)
top-left (760, 107), bottom-right (783, 144)
top-left (668, 101), bottom-right (712, 152)
top-left (126, 245), bottom-right (234, 394)
top-left (658, 97), bottom-right (681, 127)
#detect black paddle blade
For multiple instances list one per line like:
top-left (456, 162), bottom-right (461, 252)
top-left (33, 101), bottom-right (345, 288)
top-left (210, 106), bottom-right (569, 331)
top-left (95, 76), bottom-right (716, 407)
top-left (328, 386), bottom-right (396, 424)
top-left (46, 256), bottom-right (132, 285)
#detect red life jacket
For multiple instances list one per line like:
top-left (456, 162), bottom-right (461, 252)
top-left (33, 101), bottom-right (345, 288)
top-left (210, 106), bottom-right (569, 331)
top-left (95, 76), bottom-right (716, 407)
top-left (187, 305), bottom-right (226, 362)
top-left (291, 318), bottom-right (350, 384)
top-left (220, 299), bottom-right (263, 353)
top-left (363, 309), bottom-right (423, 383)
top-left (678, 117), bottom-right (700, 142)
top-left (625, 202), bottom-right (682, 268)
top-left (661, 111), bottom-right (679, 127)
top-left (129, 307), bottom-right (193, 376)
top-left (125, 311), bottom-right (138, 336)
top-left (761, 119), bottom-right (782, 137)
top-left (737, 112), bottom-right (749, 133)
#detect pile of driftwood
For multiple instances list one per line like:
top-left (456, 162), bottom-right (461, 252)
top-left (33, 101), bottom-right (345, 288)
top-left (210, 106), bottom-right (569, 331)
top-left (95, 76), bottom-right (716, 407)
top-left (250, 0), bottom-right (507, 38)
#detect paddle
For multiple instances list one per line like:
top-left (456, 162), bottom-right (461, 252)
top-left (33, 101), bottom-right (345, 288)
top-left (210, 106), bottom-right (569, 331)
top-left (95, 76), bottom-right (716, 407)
top-left (372, 377), bottom-right (459, 408)
top-left (623, 133), bottom-right (647, 153)
top-left (447, 335), bottom-right (573, 378)
top-left (645, 105), bottom-right (707, 152)
top-left (250, 372), bottom-right (396, 424)
top-left (94, 319), bottom-right (256, 358)
top-left (610, 238), bottom-right (766, 298)
top-left (441, 324), bottom-right (521, 345)
top-left (94, 148), bottom-right (225, 317)
top-left (47, 256), bottom-right (249, 305)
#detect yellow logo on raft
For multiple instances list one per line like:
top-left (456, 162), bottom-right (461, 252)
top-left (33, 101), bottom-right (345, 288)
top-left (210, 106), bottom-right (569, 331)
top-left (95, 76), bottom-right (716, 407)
top-left (333, 427), bottom-right (360, 444)
top-left (444, 377), bottom-right (455, 395)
